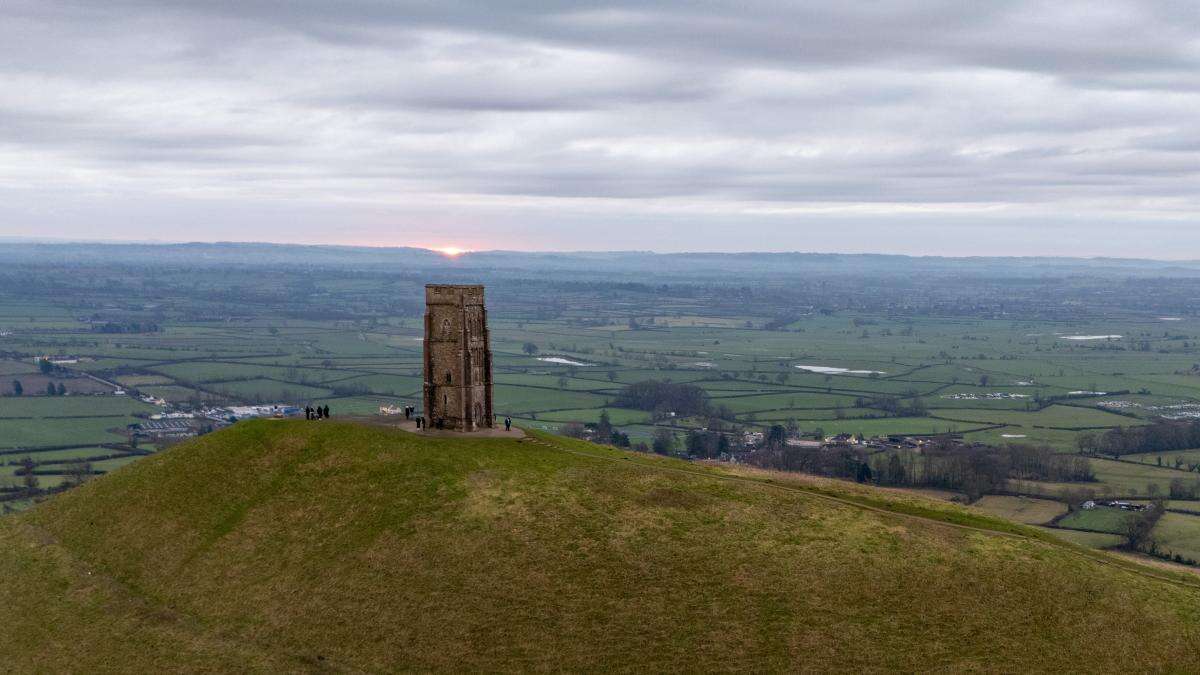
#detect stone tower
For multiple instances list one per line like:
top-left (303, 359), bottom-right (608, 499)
top-left (422, 284), bottom-right (494, 431)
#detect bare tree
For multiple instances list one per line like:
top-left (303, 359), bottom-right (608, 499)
top-left (19, 457), bottom-right (39, 491)
top-left (1124, 499), bottom-right (1166, 552)
top-left (65, 460), bottom-right (93, 487)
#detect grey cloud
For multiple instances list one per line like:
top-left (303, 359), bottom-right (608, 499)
top-left (0, 0), bottom-right (1198, 254)
top-left (34, 1), bottom-right (1196, 76)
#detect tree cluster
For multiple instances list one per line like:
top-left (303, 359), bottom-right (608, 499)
top-left (747, 443), bottom-right (871, 482)
top-left (614, 380), bottom-right (710, 417)
top-left (853, 394), bottom-right (927, 417)
top-left (1124, 499), bottom-right (1166, 552)
top-left (869, 440), bottom-right (1094, 501)
top-left (1080, 419), bottom-right (1200, 456)
top-left (684, 430), bottom-right (731, 459)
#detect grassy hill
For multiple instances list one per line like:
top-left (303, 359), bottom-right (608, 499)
top-left (4, 421), bottom-right (1200, 671)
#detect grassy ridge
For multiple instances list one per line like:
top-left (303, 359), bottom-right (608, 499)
top-left (3, 420), bottom-right (1200, 671)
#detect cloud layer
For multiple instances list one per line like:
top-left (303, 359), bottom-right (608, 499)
top-left (1, 1), bottom-right (1199, 255)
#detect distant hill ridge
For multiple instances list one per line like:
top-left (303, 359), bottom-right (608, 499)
top-left (4, 240), bottom-right (1200, 277)
top-left (3, 420), bottom-right (1200, 671)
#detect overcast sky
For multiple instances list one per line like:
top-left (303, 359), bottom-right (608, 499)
top-left (2, 1), bottom-right (1199, 256)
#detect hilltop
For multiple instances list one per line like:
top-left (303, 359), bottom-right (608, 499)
top-left (3, 421), bottom-right (1200, 671)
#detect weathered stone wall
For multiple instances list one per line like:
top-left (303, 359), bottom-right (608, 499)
top-left (422, 284), bottom-right (493, 430)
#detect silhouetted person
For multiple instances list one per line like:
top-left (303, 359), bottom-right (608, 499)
top-left (323, 405), bottom-right (330, 419)
top-left (404, 405), bottom-right (411, 420)
top-left (504, 416), bottom-right (511, 432)
top-left (305, 406), bottom-right (312, 420)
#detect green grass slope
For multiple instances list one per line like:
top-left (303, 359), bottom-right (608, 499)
top-left (4, 420), bottom-right (1200, 671)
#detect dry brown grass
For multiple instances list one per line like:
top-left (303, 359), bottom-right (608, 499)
top-left (971, 495), bottom-right (1068, 525)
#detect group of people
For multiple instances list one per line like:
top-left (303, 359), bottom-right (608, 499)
top-left (399, 404), bottom-right (429, 429)
top-left (298, 400), bottom-right (512, 430)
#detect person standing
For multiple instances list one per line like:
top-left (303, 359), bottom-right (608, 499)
top-left (323, 405), bottom-right (330, 419)
top-left (504, 416), bottom-right (512, 432)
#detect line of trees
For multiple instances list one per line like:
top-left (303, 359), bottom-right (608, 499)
top-left (853, 394), bottom-right (927, 417)
top-left (1079, 419), bottom-right (1200, 456)
top-left (869, 440), bottom-right (1094, 501)
top-left (746, 434), bottom-right (1093, 502)
top-left (748, 443), bottom-right (871, 482)
top-left (684, 429), bottom-right (731, 459)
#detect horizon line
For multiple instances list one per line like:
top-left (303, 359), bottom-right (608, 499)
top-left (2, 235), bottom-right (1200, 264)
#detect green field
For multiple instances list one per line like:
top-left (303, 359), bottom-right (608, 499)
top-left (1124, 449), bottom-right (1200, 468)
top-left (0, 396), bottom-right (155, 418)
top-left (5, 298), bottom-right (1198, 459)
top-left (1035, 527), bottom-right (1125, 549)
top-left (207, 379), bottom-right (333, 401)
top-left (0, 359), bottom-right (36, 375)
top-left (139, 385), bottom-right (224, 403)
top-left (1152, 513), bottom-right (1200, 562)
top-left (1057, 507), bottom-right (1136, 534)
top-left (1010, 458), bottom-right (1198, 500)
top-left (928, 404), bottom-right (1141, 431)
top-left (1089, 459), bottom-right (1190, 496)
top-left (0, 417), bottom-right (136, 449)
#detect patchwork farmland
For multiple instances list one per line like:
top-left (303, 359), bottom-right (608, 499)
top-left (6, 247), bottom-right (1200, 564)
